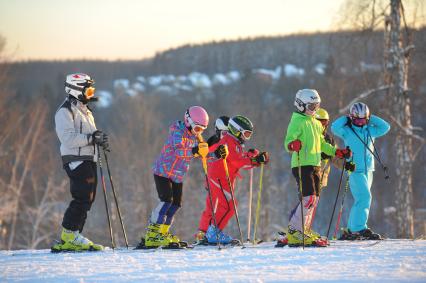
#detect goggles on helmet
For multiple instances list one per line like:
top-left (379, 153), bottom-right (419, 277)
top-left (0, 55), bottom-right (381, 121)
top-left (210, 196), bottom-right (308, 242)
top-left (352, 117), bottom-right (368, 126)
top-left (192, 124), bottom-right (207, 133)
top-left (186, 114), bottom-right (207, 133)
top-left (317, 119), bottom-right (329, 128)
top-left (241, 130), bottom-right (253, 140)
top-left (306, 102), bottom-right (320, 111)
top-left (84, 87), bottom-right (96, 99)
top-left (229, 118), bottom-right (253, 140)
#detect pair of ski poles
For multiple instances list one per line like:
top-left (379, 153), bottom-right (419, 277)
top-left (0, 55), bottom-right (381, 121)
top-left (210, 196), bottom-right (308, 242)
top-left (97, 145), bottom-right (129, 249)
top-left (326, 157), bottom-right (351, 240)
top-left (247, 164), bottom-right (265, 245)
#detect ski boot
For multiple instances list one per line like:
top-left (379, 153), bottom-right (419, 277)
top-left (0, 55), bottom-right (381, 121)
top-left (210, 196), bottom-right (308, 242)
top-left (205, 224), bottom-right (239, 245)
top-left (287, 226), bottom-right (328, 247)
top-left (359, 228), bottom-right (383, 240)
top-left (159, 224), bottom-right (190, 248)
top-left (306, 228), bottom-right (330, 245)
top-left (159, 224), bottom-right (180, 243)
top-left (194, 230), bottom-right (208, 245)
top-left (275, 230), bottom-right (288, 248)
top-left (51, 228), bottom-right (104, 252)
top-left (143, 223), bottom-right (172, 248)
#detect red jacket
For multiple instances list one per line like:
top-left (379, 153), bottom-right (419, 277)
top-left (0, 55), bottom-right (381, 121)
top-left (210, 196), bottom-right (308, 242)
top-left (208, 132), bottom-right (257, 191)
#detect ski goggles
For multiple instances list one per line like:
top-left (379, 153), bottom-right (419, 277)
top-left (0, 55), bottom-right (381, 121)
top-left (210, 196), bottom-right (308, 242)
top-left (317, 119), bottom-right (329, 128)
top-left (306, 102), bottom-right (320, 112)
top-left (192, 124), bottom-right (207, 133)
top-left (352, 117), bottom-right (368, 126)
top-left (241, 129), bottom-right (253, 140)
top-left (84, 87), bottom-right (96, 99)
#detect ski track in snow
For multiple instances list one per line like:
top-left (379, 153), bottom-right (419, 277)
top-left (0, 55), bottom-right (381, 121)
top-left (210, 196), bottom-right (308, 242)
top-left (0, 240), bottom-right (425, 283)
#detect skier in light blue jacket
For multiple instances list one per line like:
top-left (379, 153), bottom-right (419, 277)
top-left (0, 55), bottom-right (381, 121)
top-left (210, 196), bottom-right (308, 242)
top-left (331, 102), bottom-right (390, 240)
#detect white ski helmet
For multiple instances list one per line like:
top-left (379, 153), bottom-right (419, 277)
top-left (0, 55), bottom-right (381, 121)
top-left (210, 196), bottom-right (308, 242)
top-left (65, 73), bottom-right (96, 102)
top-left (349, 102), bottom-right (370, 126)
top-left (215, 116), bottom-right (229, 132)
top-left (349, 102), bottom-right (370, 119)
top-left (294, 89), bottom-right (321, 114)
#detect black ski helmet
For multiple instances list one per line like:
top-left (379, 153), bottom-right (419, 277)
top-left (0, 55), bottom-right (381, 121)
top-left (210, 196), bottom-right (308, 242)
top-left (228, 115), bottom-right (253, 143)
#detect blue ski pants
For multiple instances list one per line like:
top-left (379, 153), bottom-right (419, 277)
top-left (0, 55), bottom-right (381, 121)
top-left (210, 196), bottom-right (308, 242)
top-left (347, 171), bottom-right (373, 232)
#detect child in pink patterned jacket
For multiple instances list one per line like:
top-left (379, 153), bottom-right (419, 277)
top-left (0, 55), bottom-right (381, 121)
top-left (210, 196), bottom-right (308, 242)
top-left (138, 106), bottom-right (210, 248)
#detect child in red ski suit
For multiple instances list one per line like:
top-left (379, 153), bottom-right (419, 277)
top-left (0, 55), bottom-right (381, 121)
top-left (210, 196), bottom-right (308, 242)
top-left (197, 115), bottom-right (269, 244)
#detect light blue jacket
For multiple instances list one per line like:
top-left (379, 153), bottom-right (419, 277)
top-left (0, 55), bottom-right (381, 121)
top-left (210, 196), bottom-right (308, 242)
top-left (331, 115), bottom-right (390, 173)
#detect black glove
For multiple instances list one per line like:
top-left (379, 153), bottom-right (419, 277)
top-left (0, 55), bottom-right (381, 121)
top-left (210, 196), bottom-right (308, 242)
top-left (214, 144), bottom-right (229, 159)
top-left (92, 130), bottom-right (109, 150)
top-left (254, 152), bottom-right (270, 164)
top-left (345, 161), bottom-right (356, 172)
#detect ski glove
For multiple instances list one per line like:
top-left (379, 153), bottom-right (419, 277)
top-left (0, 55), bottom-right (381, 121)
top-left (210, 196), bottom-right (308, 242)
top-left (287, 140), bottom-right (302, 152)
top-left (253, 151), bottom-right (269, 165)
top-left (335, 148), bottom-right (352, 159)
top-left (92, 130), bottom-right (109, 150)
top-left (214, 144), bottom-right (229, 159)
top-left (345, 161), bottom-right (356, 172)
top-left (247, 148), bottom-right (260, 158)
top-left (192, 142), bottom-right (209, 158)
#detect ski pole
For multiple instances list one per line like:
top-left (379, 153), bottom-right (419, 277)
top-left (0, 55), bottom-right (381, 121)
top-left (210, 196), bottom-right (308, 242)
top-left (247, 168), bottom-right (253, 242)
top-left (367, 130), bottom-right (389, 179)
top-left (349, 125), bottom-right (389, 179)
top-left (252, 163), bottom-right (264, 245)
top-left (326, 158), bottom-right (347, 239)
top-left (97, 145), bottom-right (115, 249)
top-left (222, 157), bottom-right (245, 248)
top-left (197, 135), bottom-right (221, 250)
top-left (332, 171), bottom-right (351, 240)
top-left (297, 151), bottom-right (305, 249)
top-left (103, 149), bottom-right (129, 249)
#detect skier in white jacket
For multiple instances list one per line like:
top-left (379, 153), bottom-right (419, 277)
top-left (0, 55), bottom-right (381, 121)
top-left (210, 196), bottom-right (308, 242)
top-left (52, 73), bottom-right (109, 252)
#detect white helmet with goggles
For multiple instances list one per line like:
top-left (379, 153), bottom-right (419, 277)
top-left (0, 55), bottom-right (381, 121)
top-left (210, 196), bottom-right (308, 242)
top-left (294, 89), bottom-right (321, 115)
top-left (65, 73), bottom-right (97, 103)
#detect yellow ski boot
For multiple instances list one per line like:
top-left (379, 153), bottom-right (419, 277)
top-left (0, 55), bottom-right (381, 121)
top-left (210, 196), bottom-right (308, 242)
top-left (51, 228), bottom-right (104, 252)
top-left (159, 224), bottom-right (180, 244)
top-left (287, 226), bottom-right (327, 247)
top-left (144, 223), bottom-right (171, 247)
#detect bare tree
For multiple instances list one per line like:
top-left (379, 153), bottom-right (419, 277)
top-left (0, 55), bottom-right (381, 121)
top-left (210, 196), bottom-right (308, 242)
top-left (384, 0), bottom-right (424, 238)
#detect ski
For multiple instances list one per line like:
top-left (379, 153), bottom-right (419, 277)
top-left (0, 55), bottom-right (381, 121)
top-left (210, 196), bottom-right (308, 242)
top-left (134, 238), bottom-right (193, 250)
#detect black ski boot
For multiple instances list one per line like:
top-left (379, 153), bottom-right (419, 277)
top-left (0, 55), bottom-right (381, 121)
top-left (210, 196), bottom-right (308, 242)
top-left (338, 229), bottom-right (361, 240)
top-left (359, 228), bottom-right (383, 240)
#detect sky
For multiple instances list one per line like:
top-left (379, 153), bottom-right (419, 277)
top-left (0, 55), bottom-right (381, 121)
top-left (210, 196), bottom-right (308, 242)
top-left (0, 0), bottom-right (419, 61)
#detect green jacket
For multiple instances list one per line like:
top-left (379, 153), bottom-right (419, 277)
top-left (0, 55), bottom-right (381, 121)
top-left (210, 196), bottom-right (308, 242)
top-left (284, 112), bottom-right (336, 168)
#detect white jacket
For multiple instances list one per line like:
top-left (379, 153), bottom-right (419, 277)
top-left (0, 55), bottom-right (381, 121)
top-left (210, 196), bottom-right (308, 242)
top-left (55, 97), bottom-right (98, 164)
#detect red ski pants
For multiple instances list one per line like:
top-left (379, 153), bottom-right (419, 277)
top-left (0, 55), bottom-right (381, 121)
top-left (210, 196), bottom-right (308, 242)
top-left (198, 177), bottom-right (237, 232)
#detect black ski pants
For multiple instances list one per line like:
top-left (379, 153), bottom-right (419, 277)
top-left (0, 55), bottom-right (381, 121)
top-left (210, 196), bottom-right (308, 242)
top-left (62, 161), bottom-right (97, 232)
top-left (292, 165), bottom-right (321, 197)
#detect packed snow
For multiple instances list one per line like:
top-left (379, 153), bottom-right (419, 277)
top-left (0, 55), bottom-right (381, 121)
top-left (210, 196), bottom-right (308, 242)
top-left (1, 240), bottom-right (425, 282)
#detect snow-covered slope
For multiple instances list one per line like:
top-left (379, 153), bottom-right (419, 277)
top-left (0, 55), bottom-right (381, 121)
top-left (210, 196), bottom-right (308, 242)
top-left (1, 240), bottom-right (425, 282)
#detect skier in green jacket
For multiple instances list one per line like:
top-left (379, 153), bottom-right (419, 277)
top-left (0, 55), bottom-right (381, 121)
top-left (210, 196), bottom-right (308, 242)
top-left (283, 89), bottom-right (351, 247)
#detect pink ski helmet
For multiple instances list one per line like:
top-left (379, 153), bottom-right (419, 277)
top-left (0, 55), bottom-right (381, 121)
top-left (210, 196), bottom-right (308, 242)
top-left (184, 106), bottom-right (209, 133)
